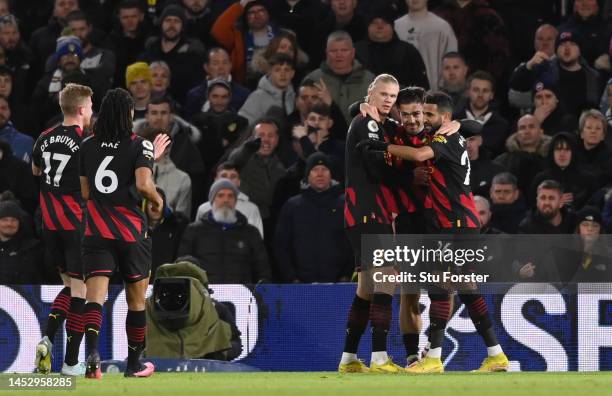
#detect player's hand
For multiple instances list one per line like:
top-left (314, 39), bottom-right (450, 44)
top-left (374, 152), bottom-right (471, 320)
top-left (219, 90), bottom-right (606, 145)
top-left (359, 103), bottom-right (380, 122)
top-left (153, 133), bottom-right (171, 161)
top-left (526, 51), bottom-right (550, 70)
top-left (314, 78), bottom-right (333, 106)
top-left (292, 125), bottom-right (308, 139)
top-left (413, 166), bottom-right (431, 186)
top-left (436, 120), bottom-right (461, 136)
top-left (244, 136), bottom-right (262, 151)
top-left (518, 262), bottom-right (536, 279)
top-left (355, 138), bottom-right (388, 152)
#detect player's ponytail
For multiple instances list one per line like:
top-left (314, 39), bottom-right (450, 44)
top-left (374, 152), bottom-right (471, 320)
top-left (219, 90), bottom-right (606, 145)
top-left (93, 88), bottom-right (135, 142)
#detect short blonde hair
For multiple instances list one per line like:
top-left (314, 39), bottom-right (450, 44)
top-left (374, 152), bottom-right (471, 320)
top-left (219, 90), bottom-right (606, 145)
top-left (59, 83), bottom-right (92, 116)
top-left (365, 74), bottom-right (399, 102)
top-left (578, 109), bottom-right (607, 135)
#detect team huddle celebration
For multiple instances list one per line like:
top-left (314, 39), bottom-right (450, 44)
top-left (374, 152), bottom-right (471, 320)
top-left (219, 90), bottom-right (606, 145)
top-left (0, 0), bottom-right (611, 392)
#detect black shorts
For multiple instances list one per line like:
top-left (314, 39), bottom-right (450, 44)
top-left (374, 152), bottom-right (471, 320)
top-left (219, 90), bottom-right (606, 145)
top-left (346, 223), bottom-right (394, 270)
top-left (82, 236), bottom-right (152, 283)
top-left (43, 229), bottom-right (83, 279)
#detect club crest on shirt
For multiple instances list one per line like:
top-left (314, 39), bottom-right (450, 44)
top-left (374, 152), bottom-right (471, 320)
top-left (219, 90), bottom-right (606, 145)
top-left (367, 120), bottom-right (379, 132)
top-left (142, 140), bottom-right (154, 151)
top-left (432, 135), bottom-right (447, 144)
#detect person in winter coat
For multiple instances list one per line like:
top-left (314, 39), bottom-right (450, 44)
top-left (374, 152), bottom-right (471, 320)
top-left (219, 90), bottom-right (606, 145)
top-left (177, 178), bottom-right (270, 284)
top-left (530, 132), bottom-right (592, 210)
top-left (575, 109), bottom-right (612, 190)
top-left (274, 152), bottom-right (352, 283)
top-left (518, 179), bottom-right (576, 234)
top-left (238, 53), bottom-right (296, 126)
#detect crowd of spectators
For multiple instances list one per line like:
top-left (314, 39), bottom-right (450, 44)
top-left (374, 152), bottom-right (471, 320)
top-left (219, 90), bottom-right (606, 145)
top-left (1, 0), bottom-right (612, 284)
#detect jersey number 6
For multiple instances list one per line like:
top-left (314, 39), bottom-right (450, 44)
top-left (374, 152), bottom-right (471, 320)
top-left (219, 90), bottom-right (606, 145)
top-left (94, 156), bottom-right (119, 194)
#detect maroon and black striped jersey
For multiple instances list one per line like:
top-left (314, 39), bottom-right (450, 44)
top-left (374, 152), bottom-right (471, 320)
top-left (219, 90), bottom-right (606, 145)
top-left (427, 133), bottom-right (480, 230)
top-left (80, 134), bottom-right (154, 242)
top-left (344, 115), bottom-right (397, 228)
top-left (32, 125), bottom-right (85, 231)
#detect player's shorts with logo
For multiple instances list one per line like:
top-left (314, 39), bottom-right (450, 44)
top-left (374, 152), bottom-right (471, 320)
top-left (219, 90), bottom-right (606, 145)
top-left (82, 236), bottom-right (152, 282)
top-left (43, 228), bottom-right (84, 279)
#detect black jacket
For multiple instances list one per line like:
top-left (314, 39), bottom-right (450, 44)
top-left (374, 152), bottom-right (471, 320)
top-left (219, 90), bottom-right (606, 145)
top-left (177, 211), bottom-right (271, 284)
top-left (453, 107), bottom-right (509, 157)
top-left (575, 141), bottom-right (612, 191)
top-left (469, 155), bottom-right (506, 199)
top-left (490, 199), bottom-right (527, 234)
top-left (274, 184), bottom-right (353, 283)
top-left (518, 206), bottom-right (575, 234)
top-left (0, 232), bottom-right (43, 284)
top-left (150, 211), bottom-right (190, 280)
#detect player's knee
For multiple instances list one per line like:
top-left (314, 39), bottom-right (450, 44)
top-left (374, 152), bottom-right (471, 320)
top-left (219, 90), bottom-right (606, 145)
top-left (70, 279), bottom-right (87, 299)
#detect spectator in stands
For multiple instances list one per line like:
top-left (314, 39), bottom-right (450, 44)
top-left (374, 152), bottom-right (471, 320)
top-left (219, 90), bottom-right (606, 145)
top-left (530, 132), bottom-right (591, 210)
top-left (184, 47), bottom-right (251, 118)
top-left (196, 161), bottom-right (264, 237)
top-left (150, 60), bottom-right (171, 100)
top-left (575, 109), bottom-right (612, 190)
top-left (191, 79), bottom-right (248, 176)
top-left (531, 80), bottom-right (576, 136)
top-left (509, 28), bottom-right (600, 119)
top-left (453, 70), bottom-right (509, 157)
top-left (0, 95), bottom-right (32, 163)
top-left (0, 66), bottom-right (27, 135)
top-left (251, 29), bottom-right (310, 88)
top-left (177, 178), bottom-right (271, 284)
top-left (355, 7), bottom-right (429, 89)
top-left (125, 61), bottom-right (152, 120)
top-left (508, 24), bottom-right (558, 111)
top-left (0, 15), bottom-right (31, 117)
top-left (309, 0), bottom-right (366, 68)
top-left (146, 187), bottom-right (189, 275)
top-left (559, 0), bottom-right (612, 68)
top-left (518, 179), bottom-right (575, 234)
top-left (489, 172), bottom-right (527, 234)
top-left (0, 139), bottom-right (37, 214)
top-left (65, 10), bottom-right (115, 106)
top-left (474, 195), bottom-right (502, 234)
top-left (182, 0), bottom-right (222, 45)
top-left (229, 119), bottom-right (287, 224)
top-left (239, 53), bottom-right (296, 126)
top-left (142, 4), bottom-right (205, 103)
top-left (135, 95), bottom-right (206, 211)
top-left (304, 30), bottom-right (375, 125)
top-left (274, 152), bottom-right (352, 283)
top-left (291, 103), bottom-right (345, 180)
top-left (267, 0), bottom-right (328, 56)
top-left (103, 0), bottom-right (151, 88)
top-left (465, 120), bottom-right (505, 198)
top-left (0, 199), bottom-right (42, 284)
top-left (394, 0), bottom-right (458, 90)
top-left (29, 0), bottom-right (79, 75)
top-left (494, 114), bottom-right (550, 193)
top-left (439, 51), bottom-right (468, 108)
top-left (434, 0), bottom-right (511, 84)
top-left (31, 35), bottom-right (87, 130)
top-left (211, 0), bottom-right (278, 87)
top-left (145, 129), bottom-right (193, 218)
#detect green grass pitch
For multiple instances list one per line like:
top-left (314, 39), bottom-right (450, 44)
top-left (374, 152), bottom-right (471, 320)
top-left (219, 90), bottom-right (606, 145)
top-left (1, 372), bottom-right (611, 396)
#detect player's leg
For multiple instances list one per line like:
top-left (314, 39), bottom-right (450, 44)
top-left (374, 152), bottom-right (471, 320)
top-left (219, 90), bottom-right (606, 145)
top-left (62, 231), bottom-right (87, 376)
top-left (405, 286), bottom-right (447, 373)
top-left (458, 291), bottom-right (509, 372)
top-left (35, 232), bottom-right (70, 374)
top-left (368, 266), bottom-right (400, 372)
top-left (120, 238), bottom-right (154, 378)
top-left (82, 237), bottom-right (114, 379)
top-left (399, 292), bottom-right (421, 366)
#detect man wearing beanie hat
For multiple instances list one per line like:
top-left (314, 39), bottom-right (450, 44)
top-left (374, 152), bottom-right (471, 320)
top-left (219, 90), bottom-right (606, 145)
top-left (142, 4), bottom-right (205, 103)
top-left (354, 7), bottom-right (429, 89)
top-left (126, 62), bottom-right (153, 120)
top-left (274, 152), bottom-right (351, 283)
top-left (177, 177), bottom-right (270, 284)
top-left (0, 200), bottom-right (42, 284)
top-left (211, 0), bottom-right (277, 85)
top-left (510, 26), bottom-right (600, 119)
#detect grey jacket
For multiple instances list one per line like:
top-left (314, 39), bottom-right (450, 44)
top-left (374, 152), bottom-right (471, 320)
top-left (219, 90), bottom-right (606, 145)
top-left (238, 75), bottom-right (296, 126)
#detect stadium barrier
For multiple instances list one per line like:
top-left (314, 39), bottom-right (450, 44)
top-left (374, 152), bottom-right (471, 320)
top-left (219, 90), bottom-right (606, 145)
top-left (1, 283), bottom-right (611, 372)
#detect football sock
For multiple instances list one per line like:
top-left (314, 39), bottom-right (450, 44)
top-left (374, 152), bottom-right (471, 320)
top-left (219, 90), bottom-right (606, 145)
top-left (459, 293), bottom-right (499, 347)
top-left (403, 333), bottom-right (419, 357)
top-left (340, 352), bottom-right (358, 365)
top-left (428, 292), bottom-right (450, 351)
top-left (126, 310), bottom-right (147, 368)
top-left (369, 293), bottom-right (392, 353)
top-left (64, 297), bottom-right (85, 366)
top-left (45, 287), bottom-right (71, 340)
top-left (83, 302), bottom-right (103, 354)
top-left (343, 295), bottom-right (370, 354)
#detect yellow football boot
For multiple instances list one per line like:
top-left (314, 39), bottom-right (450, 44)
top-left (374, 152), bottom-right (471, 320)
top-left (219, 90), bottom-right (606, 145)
top-left (338, 359), bottom-right (369, 373)
top-left (369, 358), bottom-right (402, 374)
top-left (472, 353), bottom-right (509, 372)
top-left (404, 357), bottom-right (444, 374)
